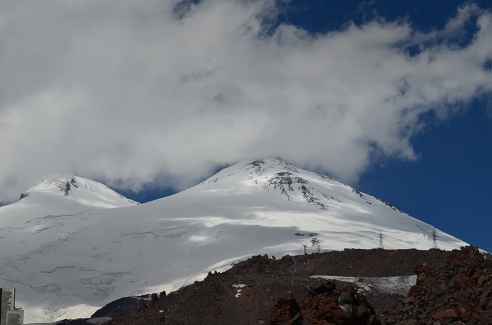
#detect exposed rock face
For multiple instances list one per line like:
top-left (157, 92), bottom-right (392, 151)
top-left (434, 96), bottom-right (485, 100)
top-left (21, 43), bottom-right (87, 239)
top-left (300, 284), bottom-right (358, 325)
top-left (268, 282), bottom-right (380, 325)
top-left (19, 192), bottom-right (29, 200)
top-left (268, 292), bottom-right (303, 325)
top-left (379, 246), bottom-right (492, 324)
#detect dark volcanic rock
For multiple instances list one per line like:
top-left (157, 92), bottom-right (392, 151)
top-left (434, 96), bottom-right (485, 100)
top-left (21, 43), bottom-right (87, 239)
top-left (91, 296), bottom-right (139, 318)
top-left (267, 282), bottom-right (380, 325)
top-left (302, 284), bottom-right (380, 325)
top-left (19, 192), bottom-right (29, 200)
top-left (379, 246), bottom-right (492, 325)
top-left (268, 292), bottom-right (303, 325)
top-left (104, 248), bottom-right (461, 325)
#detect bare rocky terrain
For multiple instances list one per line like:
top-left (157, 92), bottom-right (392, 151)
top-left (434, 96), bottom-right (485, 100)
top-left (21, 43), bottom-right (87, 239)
top-left (379, 246), bottom-right (492, 324)
top-left (57, 247), bottom-right (491, 325)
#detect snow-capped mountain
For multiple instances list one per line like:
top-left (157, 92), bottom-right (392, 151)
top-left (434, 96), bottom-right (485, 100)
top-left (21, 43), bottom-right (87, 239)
top-left (19, 174), bottom-right (139, 208)
top-left (0, 159), bottom-right (468, 323)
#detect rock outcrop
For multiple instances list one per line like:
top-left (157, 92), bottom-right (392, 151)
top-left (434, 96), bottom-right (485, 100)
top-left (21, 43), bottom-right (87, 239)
top-left (379, 246), bottom-right (492, 324)
top-left (268, 282), bottom-right (380, 325)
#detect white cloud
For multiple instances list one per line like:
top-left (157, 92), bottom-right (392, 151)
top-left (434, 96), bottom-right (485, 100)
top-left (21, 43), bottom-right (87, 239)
top-left (0, 0), bottom-right (491, 201)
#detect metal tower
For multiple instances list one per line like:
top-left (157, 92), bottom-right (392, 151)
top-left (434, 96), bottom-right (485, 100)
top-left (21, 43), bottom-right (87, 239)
top-left (432, 227), bottom-right (439, 249)
top-left (378, 230), bottom-right (384, 249)
top-left (416, 225), bottom-right (439, 249)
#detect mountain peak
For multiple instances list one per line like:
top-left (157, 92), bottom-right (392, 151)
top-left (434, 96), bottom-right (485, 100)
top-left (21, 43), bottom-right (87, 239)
top-left (0, 160), bottom-right (469, 323)
top-left (37, 174), bottom-right (81, 196)
top-left (19, 174), bottom-right (139, 208)
top-left (199, 158), bottom-right (343, 210)
top-left (202, 158), bottom-right (302, 183)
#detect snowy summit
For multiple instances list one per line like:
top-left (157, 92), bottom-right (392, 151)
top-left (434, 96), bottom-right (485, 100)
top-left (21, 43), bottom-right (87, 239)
top-left (0, 159), bottom-right (468, 323)
top-left (18, 174), bottom-right (139, 208)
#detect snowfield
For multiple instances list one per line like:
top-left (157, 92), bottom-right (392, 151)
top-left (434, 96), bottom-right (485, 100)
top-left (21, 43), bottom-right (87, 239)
top-left (0, 159), bottom-right (468, 323)
top-left (312, 275), bottom-right (418, 297)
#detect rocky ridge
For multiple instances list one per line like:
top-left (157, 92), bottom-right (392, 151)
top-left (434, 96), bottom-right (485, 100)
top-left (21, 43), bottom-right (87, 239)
top-left (89, 247), bottom-right (491, 325)
top-left (98, 248), bottom-right (451, 325)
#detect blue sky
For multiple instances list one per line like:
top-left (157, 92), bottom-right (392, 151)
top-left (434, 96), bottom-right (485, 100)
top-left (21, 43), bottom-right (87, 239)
top-left (1, 0), bottom-right (491, 251)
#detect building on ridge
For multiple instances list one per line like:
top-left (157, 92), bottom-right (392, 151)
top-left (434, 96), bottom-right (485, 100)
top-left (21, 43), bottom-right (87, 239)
top-left (0, 288), bottom-right (24, 325)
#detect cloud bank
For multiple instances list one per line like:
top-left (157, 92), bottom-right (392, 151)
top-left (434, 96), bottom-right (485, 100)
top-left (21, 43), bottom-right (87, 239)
top-left (0, 0), bottom-right (491, 201)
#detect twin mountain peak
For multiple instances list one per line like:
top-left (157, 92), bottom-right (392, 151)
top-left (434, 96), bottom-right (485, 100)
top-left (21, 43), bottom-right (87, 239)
top-left (0, 158), bottom-right (469, 323)
top-left (18, 158), bottom-right (397, 212)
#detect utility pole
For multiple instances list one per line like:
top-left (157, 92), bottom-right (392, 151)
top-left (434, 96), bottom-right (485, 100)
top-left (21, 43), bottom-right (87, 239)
top-left (378, 230), bottom-right (384, 249)
top-left (291, 257), bottom-right (297, 286)
top-left (302, 244), bottom-right (307, 255)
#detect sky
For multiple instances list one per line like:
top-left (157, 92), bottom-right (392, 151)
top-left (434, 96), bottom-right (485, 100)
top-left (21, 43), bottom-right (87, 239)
top-left (0, 1), bottom-right (491, 251)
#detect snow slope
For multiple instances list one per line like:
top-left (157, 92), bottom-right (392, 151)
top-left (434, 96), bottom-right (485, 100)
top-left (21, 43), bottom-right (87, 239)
top-left (0, 159), bottom-right (468, 323)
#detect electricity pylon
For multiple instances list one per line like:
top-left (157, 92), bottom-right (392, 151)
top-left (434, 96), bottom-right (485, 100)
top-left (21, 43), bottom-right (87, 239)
top-left (417, 225), bottom-right (439, 249)
top-left (378, 230), bottom-right (384, 249)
